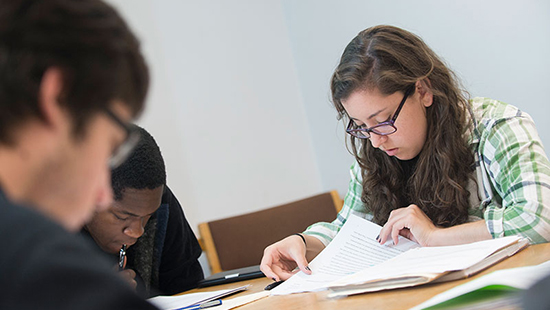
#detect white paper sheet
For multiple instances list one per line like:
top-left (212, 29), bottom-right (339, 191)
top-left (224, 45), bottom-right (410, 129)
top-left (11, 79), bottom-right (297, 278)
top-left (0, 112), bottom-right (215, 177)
top-left (148, 285), bottom-right (249, 310)
top-left (270, 215), bottom-right (419, 295)
top-left (215, 291), bottom-right (270, 310)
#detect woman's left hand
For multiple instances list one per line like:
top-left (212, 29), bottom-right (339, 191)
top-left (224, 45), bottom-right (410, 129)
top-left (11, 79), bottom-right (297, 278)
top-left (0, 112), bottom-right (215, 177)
top-left (377, 204), bottom-right (437, 247)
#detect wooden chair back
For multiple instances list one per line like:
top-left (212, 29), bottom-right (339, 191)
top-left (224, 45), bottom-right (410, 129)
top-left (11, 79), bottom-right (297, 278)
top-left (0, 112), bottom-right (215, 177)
top-left (198, 190), bottom-right (342, 274)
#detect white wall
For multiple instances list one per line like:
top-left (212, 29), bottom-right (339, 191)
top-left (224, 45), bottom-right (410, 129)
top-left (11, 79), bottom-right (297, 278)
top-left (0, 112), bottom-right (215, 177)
top-left (107, 0), bottom-right (323, 238)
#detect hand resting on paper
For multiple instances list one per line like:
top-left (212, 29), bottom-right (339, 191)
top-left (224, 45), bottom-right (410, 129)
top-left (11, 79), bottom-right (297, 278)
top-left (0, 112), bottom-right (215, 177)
top-left (260, 234), bottom-right (324, 281)
top-left (377, 204), bottom-right (436, 247)
top-left (377, 204), bottom-right (493, 247)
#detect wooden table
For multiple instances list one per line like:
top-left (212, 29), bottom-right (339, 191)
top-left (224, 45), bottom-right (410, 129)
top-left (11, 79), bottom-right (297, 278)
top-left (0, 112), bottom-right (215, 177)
top-left (185, 243), bottom-right (550, 310)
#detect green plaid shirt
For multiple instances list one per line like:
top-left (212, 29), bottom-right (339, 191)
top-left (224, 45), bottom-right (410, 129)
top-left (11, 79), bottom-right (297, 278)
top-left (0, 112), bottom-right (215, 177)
top-left (305, 97), bottom-right (550, 245)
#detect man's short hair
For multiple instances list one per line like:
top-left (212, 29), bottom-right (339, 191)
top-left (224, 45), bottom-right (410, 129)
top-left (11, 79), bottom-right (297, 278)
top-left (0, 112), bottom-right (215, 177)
top-left (0, 0), bottom-right (149, 145)
top-left (111, 125), bottom-right (166, 201)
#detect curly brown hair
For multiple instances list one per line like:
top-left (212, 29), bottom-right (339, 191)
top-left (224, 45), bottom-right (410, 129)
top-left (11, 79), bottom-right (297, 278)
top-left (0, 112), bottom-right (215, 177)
top-left (330, 25), bottom-right (475, 227)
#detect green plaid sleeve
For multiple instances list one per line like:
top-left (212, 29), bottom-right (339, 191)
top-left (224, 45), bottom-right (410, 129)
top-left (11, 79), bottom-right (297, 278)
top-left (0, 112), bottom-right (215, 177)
top-left (303, 160), bottom-right (372, 246)
top-left (478, 101), bottom-right (550, 244)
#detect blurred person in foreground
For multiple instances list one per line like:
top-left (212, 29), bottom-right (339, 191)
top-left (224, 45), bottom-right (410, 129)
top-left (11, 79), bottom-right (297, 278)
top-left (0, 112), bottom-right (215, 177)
top-left (0, 0), bottom-right (159, 309)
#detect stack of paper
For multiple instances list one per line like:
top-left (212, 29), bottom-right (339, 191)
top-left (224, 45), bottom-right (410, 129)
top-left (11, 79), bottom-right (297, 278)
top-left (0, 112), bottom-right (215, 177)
top-left (270, 215), bottom-right (527, 297)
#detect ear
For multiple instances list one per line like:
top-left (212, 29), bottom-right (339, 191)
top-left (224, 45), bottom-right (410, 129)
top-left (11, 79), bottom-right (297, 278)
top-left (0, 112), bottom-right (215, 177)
top-left (38, 68), bottom-right (66, 129)
top-left (415, 79), bottom-right (433, 108)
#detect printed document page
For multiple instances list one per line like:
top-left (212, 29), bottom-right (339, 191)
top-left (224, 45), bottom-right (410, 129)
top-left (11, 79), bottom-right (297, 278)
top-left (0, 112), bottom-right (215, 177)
top-left (270, 215), bottom-right (419, 295)
top-left (329, 235), bottom-right (520, 288)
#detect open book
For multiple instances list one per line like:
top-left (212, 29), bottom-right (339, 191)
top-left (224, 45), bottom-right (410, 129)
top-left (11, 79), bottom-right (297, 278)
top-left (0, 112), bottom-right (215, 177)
top-left (270, 215), bottom-right (528, 297)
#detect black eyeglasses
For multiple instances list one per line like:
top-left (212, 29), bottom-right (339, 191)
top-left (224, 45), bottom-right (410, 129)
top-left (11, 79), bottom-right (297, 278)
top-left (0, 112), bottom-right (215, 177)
top-left (346, 86), bottom-right (415, 139)
top-left (103, 108), bottom-right (140, 169)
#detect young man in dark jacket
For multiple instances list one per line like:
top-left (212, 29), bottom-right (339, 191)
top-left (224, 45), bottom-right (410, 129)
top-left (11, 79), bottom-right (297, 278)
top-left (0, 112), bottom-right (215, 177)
top-left (84, 126), bottom-right (204, 297)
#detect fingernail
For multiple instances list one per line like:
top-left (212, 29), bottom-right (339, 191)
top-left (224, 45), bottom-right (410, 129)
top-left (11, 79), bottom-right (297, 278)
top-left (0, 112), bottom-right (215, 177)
top-left (376, 234), bottom-right (379, 241)
top-left (306, 266), bottom-right (311, 271)
top-left (272, 277), bottom-right (277, 281)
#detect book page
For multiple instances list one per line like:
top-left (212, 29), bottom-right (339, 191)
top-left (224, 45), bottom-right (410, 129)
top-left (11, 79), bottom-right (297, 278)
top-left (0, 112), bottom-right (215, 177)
top-left (270, 215), bottom-right (419, 295)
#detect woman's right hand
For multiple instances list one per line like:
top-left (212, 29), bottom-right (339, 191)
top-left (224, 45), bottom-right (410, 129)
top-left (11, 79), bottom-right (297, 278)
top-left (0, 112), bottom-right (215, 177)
top-left (260, 234), bottom-right (313, 281)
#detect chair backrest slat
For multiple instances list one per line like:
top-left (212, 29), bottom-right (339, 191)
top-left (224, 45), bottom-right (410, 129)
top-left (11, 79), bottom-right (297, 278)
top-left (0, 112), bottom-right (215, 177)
top-left (199, 190), bottom-right (341, 274)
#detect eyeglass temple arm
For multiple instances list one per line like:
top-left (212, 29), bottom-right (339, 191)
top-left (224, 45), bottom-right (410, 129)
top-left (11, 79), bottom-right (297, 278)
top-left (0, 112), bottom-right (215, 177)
top-left (391, 86), bottom-right (415, 122)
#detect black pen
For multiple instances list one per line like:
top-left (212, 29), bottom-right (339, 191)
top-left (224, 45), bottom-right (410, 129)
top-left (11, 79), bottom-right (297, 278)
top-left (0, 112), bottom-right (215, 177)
top-left (118, 244), bottom-right (127, 271)
top-left (264, 280), bottom-right (285, 290)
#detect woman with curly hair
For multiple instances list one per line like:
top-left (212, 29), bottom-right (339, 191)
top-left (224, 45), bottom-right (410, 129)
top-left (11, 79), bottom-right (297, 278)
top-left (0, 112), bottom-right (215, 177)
top-left (261, 25), bottom-right (550, 281)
